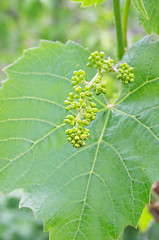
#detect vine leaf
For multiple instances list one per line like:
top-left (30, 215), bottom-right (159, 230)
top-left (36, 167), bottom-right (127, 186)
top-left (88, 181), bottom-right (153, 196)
top-left (71, 0), bottom-right (104, 7)
top-left (139, 0), bottom-right (159, 34)
top-left (132, 0), bottom-right (148, 19)
top-left (0, 36), bottom-right (159, 240)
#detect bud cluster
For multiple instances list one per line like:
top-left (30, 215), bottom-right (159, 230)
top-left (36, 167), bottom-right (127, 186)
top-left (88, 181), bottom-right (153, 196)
top-left (71, 69), bottom-right (86, 87)
top-left (92, 76), bottom-right (107, 95)
top-left (64, 68), bottom-right (99, 147)
top-left (87, 51), bottom-right (114, 73)
top-left (65, 128), bottom-right (90, 148)
top-left (117, 63), bottom-right (134, 85)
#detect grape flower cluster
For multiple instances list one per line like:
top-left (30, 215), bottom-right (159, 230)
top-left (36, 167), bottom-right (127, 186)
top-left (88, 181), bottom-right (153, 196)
top-left (117, 63), bottom-right (134, 84)
top-left (64, 51), bottom-right (134, 148)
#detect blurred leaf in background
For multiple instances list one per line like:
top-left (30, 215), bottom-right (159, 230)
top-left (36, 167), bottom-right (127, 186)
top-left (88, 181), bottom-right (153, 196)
top-left (0, 0), bottom-right (145, 81)
top-left (0, 191), bottom-right (49, 240)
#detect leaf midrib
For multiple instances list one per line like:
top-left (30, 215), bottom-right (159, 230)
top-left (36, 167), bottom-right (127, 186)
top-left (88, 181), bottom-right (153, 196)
top-left (73, 110), bottom-right (110, 240)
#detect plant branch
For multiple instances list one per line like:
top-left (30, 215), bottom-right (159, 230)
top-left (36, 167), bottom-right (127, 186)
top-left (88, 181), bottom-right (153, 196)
top-left (113, 0), bottom-right (125, 60)
top-left (123, 0), bottom-right (131, 49)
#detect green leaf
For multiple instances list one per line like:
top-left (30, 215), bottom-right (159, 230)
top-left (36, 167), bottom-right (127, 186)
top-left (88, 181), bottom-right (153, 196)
top-left (139, 0), bottom-right (159, 34)
top-left (0, 36), bottom-right (159, 240)
top-left (132, 0), bottom-right (148, 19)
top-left (71, 0), bottom-right (104, 7)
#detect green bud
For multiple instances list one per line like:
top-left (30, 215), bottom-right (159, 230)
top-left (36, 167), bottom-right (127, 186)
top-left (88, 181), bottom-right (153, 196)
top-left (79, 69), bottom-right (85, 76)
top-left (80, 92), bottom-right (85, 98)
top-left (101, 81), bottom-right (107, 88)
top-left (70, 122), bottom-right (75, 127)
top-left (72, 76), bottom-right (77, 81)
top-left (119, 69), bottom-right (124, 73)
top-left (103, 66), bottom-right (108, 71)
top-left (96, 85), bottom-right (102, 91)
top-left (95, 90), bottom-right (100, 95)
top-left (66, 115), bottom-right (73, 119)
top-left (87, 63), bottom-right (93, 67)
top-left (75, 136), bottom-right (80, 141)
top-left (101, 88), bottom-right (107, 94)
top-left (67, 137), bottom-right (72, 142)
top-left (69, 92), bottom-right (74, 98)
top-left (79, 99), bottom-right (83, 104)
top-left (75, 86), bottom-right (82, 94)
top-left (67, 97), bottom-right (73, 102)
top-left (82, 120), bottom-right (89, 126)
top-left (64, 100), bottom-right (70, 105)
top-left (87, 97), bottom-right (92, 101)
top-left (73, 71), bottom-right (78, 76)
top-left (91, 116), bottom-right (96, 120)
top-left (95, 79), bottom-right (100, 84)
top-left (129, 78), bottom-right (134, 83)
top-left (72, 81), bottom-right (77, 86)
top-left (85, 91), bottom-right (91, 96)
top-left (90, 102), bottom-right (96, 107)
top-left (85, 108), bottom-right (91, 113)
top-left (79, 75), bottom-right (84, 81)
top-left (76, 102), bottom-right (80, 108)
top-left (92, 108), bottom-right (98, 113)
top-left (71, 103), bottom-right (76, 109)
top-left (65, 106), bottom-right (71, 111)
top-left (77, 119), bottom-right (82, 124)
top-left (84, 85), bottom-right (90, 92)
top-left (74, 95), bottom-right (80, 99)
top-left (86, 113), bottom-right (91, 118)
top-left (129, 73), bottom-right (134, 78)
top-left (65, 119), bottom-right (71, 124)
top-left (75, 143), bottom-right (80, 148)
top-left (71, 140), bottom-right (75, 145)
top-left (82, 103), bottom-right (86, 108)
top-left (73, 127), bottom-right (78, 132)
top-left (100, 51), bottom-right (105, 58)
top-left (96, 56), bottom-right (100, 61)
top-left (81, 134), bottom-right (86, 139)
top-left (65, 129), bottom-right (72, 134)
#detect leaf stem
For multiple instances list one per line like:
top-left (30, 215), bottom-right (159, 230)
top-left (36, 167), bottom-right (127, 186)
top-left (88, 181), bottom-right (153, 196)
top-left (123, 0), bottom-right (131, 49)
top-left (113, 0), bottom-right (125, 60)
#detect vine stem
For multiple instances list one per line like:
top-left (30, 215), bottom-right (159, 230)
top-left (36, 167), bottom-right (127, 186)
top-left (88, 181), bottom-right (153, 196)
top-left (123, 0), bottom-right (131, 49)
top-left (113, 0), bottom-right (125, 60)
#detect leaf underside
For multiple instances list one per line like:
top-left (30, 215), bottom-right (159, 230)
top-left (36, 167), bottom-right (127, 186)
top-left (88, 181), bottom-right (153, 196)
top-left (0, 36), bottom-right (159, 240)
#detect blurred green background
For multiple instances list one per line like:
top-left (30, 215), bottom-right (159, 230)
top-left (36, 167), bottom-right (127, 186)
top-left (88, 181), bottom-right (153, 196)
top-left (0, 0), bottom-right (159, 239)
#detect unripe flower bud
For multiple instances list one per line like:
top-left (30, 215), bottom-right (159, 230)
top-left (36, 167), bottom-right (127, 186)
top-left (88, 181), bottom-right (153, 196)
top-left (100, 51), bottom-right (105, 58)
top-left (64, 100), bottom-right (70, 105)
top-left (75, 86), bottom-right (82, 94)
top-left (69, 92), bottom-right (74, 98)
